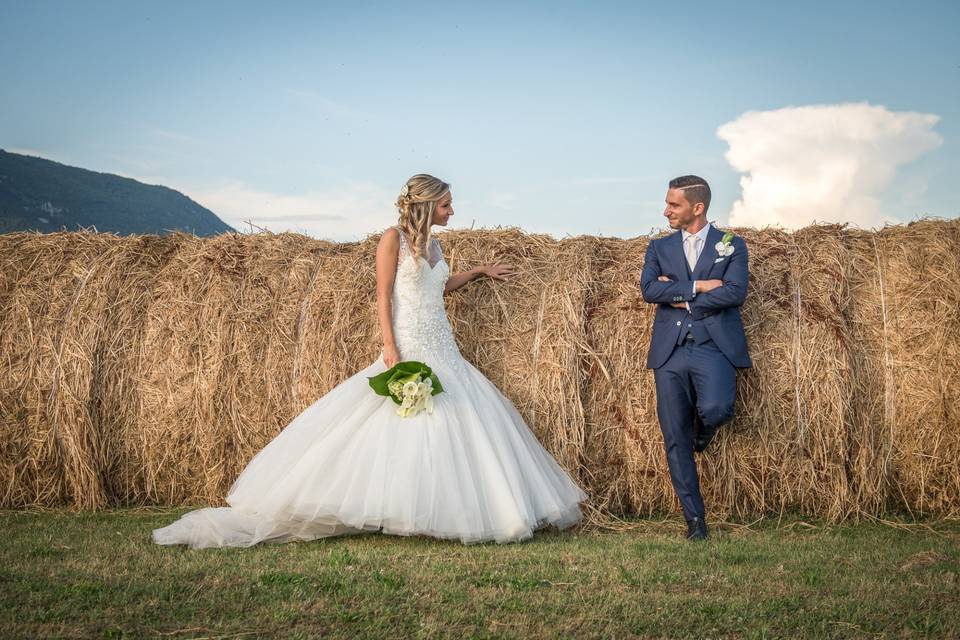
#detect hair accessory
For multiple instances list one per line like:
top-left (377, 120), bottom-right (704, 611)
top-left (399, 184), bottom-right (410, 198)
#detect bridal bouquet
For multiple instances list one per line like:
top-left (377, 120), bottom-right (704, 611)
top-left (368, 360), bottom-right (445, 418)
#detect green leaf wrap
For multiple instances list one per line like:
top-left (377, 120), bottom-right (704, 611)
top-left (368, 360), bottom-right (444, 405)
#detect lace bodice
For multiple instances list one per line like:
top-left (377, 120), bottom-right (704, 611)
top-left (390, 227), bottom-right (463, 372)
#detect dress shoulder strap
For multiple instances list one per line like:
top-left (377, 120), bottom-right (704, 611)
top-left (393, 225), bottom-right (413, 260)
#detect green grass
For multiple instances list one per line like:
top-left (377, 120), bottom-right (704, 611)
top-left (1, 509), bottom-right (958, 639)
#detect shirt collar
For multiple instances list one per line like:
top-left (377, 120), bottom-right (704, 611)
top-left (681, 221), bottom-right (711, 243)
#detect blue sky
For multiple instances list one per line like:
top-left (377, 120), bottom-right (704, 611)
top-left (1, 0), bottom-right (957, 239)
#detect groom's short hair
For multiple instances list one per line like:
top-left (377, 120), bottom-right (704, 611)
top-left (669, 175), bottom-right (711, 213)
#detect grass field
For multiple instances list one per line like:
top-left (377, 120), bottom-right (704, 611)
top-left (2, 509), bottom-right (958, 639)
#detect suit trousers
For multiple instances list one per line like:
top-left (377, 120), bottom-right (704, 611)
top-left (653, 336), bottom-right (736, 520)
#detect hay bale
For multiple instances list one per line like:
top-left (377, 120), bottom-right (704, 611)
top-left (121, 233), bottom-right (336, 504)
top-left (686, 227), bottom-right (802, 520)
top-left (288, 236), bottom-right (380, 409)
top-left (578, 230), bottom-right (809, 519)
top-left (96, 233), bottom-right (218, 505)
top-left (846, 220), bottom-right (960, 516)
top-left (582, 226), bottom-right (868, 520)
top-left (0, 232), bottom-right (119, 507)
top-left (772, 225), bottom-right (856, 519)
top-left (440, 229), bottom-right (593, 481)
top-left (841, 228), bottom-right (895, 516)
top-left (580, 235), bottom-right (664, 516)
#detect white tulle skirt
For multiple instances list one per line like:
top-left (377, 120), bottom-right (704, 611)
top-left (152, 355), bottom-right (587, 548)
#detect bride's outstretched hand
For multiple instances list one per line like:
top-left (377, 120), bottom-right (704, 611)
top-left (444, 263), bottom-right (514, 294)
top-left (481, 263), bottom-right (514, 280)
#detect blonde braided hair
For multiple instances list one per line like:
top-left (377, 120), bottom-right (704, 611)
top-left (395, 174), bottom-right (450, 260)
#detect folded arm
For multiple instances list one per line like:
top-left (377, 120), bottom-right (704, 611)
top-left (688, 238), bottom-right (749, 319)
top-left (640, 241), bottom-right (696, 304)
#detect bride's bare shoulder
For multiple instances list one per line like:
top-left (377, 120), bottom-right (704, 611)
top-left (378, 226), bottom-right (401, 248)
top-left (376, 227), bottom-right (402, 273)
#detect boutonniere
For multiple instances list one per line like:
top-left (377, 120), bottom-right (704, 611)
top-left (714, 232), bottom-right (735, 259)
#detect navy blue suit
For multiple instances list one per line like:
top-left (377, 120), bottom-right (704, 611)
top-left (640, 224), bottom-right (751, 521)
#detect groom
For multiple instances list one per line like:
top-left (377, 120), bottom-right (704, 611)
top-left (640, 175), bottom-right (752, 540)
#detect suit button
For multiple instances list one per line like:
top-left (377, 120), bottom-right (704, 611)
top-left (676, 321), bottom-right (681, 326)
top-left (688, 324), bottom-right (692, 328)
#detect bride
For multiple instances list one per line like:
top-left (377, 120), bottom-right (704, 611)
top-left (152, 174), bottom-right (587, 548)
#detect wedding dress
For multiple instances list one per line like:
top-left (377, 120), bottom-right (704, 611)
top-left (152, 228), bottom-right (586, 548)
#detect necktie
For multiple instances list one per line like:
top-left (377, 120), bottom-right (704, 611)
top-left (685, 235), bottom-right (700, 272)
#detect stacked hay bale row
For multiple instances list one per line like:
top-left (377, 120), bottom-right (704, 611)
top-left (0, 221), bottom-right (957, 519)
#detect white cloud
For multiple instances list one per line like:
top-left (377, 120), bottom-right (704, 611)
top-left (188, 181), bottom-right (398, 241)
top-left (717, 103), bottom-right (942, 229)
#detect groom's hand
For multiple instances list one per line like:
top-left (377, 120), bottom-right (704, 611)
top-left (696, 279), bottom-right (724, 293)
top-left (658, 277), bottom-right (689, 309)
top-left (660, 276), bottom-right (724, 293)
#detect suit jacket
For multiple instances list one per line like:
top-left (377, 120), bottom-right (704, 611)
top-left (640, 224), bottom-right (752, 369)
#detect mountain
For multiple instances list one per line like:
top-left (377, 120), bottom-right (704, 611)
top-left (0, 149), bottom-right (234, 236)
